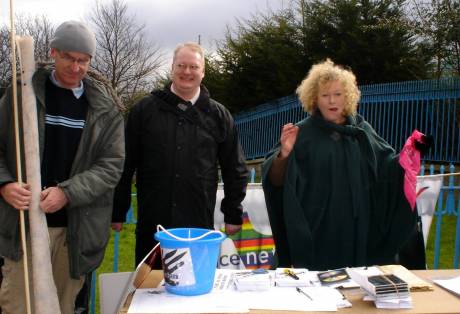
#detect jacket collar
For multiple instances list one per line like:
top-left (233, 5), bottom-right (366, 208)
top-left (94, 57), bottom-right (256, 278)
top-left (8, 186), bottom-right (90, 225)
top-left (32, 67), bottom-right (116, 117)
top-left (153, 82), bottom-right (214, 113)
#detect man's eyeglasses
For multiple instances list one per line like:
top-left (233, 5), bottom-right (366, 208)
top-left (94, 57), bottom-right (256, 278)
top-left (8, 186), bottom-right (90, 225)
top-left (174, 63), bottom-right (201, 72)
top-left (57, 51), bottom-right (91, 66)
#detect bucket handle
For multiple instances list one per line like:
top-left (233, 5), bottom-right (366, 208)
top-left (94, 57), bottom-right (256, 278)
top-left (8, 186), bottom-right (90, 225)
top-left (156, 225), bottom-right (224, 242)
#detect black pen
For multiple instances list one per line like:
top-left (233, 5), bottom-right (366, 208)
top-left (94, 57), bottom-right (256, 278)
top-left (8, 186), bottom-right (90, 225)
top-left (296, 287), bottom-right (313, 301)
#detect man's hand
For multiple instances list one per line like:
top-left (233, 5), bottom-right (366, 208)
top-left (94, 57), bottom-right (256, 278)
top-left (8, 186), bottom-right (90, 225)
top-left (0, 182), bottom-right (31, 210)
top-left (111, 222), bottom-right (123, 232)
top-left (40, 187), bottom-right (68, 213)
top-left (225, 223), bottom-right (242, 235)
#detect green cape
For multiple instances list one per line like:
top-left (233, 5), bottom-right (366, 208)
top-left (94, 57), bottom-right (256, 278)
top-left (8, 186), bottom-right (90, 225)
top-left (262, 114), bottom-right (416, 270)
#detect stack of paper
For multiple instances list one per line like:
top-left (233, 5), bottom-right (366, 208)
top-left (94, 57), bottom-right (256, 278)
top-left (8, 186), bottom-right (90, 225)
top-left (348, 267), bottom-right (412, 309)
top-left (369, 274), bottom-right (411, 309)
top-left (274, 268), bottom-right (312, 287)
top-left (233, 269), bottom-right (272, 291)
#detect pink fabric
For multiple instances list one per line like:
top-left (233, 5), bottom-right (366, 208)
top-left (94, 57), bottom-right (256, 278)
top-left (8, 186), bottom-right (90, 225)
top-left (399, 130), bottom-right (424, 211)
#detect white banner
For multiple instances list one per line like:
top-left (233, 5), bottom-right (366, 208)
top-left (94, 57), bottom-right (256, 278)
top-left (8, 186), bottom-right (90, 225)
top-left (214, 183), bottom-right (271, 235)
top-left (416, 175), bottom-right (443, 247)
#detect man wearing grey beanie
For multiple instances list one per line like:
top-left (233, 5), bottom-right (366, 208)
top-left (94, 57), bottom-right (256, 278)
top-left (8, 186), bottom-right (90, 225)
top-left (0, 20), bottom-right (125, 314)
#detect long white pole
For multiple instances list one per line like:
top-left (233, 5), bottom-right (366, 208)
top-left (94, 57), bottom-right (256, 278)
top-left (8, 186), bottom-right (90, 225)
top-left (17, 36), bottom-right (61, 314)
top-left (417, 172), bottom-right (460, 178)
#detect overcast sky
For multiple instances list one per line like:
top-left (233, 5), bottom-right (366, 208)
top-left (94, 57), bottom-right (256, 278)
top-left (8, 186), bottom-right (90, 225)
top-left (1, 0), bottom-right (287, 69)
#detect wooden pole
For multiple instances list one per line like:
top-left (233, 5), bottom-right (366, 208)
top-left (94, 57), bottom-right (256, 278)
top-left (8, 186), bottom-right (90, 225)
top-left (8, 1), bottom-right (31, 313)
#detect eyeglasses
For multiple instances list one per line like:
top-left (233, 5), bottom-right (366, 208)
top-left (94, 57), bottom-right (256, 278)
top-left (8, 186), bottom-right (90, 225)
top-left (174, 63), bottom-right (201, 72)
top-left (57, 51), bottom-right (91, 66)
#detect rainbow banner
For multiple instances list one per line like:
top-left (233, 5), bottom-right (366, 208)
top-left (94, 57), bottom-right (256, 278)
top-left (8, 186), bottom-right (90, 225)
top-left (214, 184), bottom-right (275, 269)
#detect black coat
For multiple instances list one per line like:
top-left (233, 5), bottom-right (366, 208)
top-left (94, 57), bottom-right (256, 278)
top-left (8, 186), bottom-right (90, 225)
top-left (262, 114), bottom-right (417, 270)
top-left (112, 85), bottom-right (248, 233)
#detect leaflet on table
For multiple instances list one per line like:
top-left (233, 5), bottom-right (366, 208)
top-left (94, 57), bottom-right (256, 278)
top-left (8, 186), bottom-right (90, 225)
top-left (233, 268), bottom-right (272, 291)
top-left (237, 286), bottom-right (339, 312)
top-left (127, 287), bottom-right (247, 314)
top-left (432, 276), bottom-right (460, 297)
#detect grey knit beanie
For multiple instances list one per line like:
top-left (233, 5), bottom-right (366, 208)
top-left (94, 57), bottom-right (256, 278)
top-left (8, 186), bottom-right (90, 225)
top-left (50, 21), bottom-right (96, 57)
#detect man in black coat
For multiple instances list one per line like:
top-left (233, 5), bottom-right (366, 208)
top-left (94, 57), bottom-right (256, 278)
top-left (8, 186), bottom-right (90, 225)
top-left (112, 42), bottom-right (248, 266)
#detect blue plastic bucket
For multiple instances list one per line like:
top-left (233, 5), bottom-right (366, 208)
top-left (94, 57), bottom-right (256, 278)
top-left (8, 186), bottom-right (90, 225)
top-left (154, 226), bottom-right (226, 296)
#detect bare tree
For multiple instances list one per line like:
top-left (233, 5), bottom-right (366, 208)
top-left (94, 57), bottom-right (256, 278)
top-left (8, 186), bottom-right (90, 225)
top-left (0, 15), bottom-right (55, 89)
top-left (15, 14), bottom-right (55, 63)
top-left (89, 0), bottom-right (164, 108)
top-left (0, 25), bottom-right (12, 89)
top-left (410, 0), bottom-right (460, 78)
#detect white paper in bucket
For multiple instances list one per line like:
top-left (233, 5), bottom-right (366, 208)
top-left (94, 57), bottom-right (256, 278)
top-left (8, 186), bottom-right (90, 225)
top-left (162, 247), bottom-right (195, 286)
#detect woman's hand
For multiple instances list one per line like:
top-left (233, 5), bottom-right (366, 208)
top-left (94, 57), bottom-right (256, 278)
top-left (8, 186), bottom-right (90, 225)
top-left (279, 123), bottom-right (299, 158)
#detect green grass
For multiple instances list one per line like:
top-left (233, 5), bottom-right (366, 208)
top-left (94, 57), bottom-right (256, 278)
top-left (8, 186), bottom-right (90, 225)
top-left (426, 214), bottom-right (458, 269)
top-left (93, 224), bottom-right (136, 314)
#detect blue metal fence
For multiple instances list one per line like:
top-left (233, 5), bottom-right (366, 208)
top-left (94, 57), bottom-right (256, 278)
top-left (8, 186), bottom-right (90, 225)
top-left (235, 77), bottom-right (460, 163)
top-left (421, 165), bottom-right (460, 269)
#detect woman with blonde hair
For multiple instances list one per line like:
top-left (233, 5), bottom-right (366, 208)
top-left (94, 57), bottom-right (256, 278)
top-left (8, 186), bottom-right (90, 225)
top-left (262, 59), bottom-right (430, 270)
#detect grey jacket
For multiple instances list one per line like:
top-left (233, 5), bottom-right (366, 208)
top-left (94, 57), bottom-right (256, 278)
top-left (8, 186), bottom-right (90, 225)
top-left (0, 67), bottom-right (125, 278)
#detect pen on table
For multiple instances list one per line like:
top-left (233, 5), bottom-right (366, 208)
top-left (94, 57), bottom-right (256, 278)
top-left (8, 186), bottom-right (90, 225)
top-left (296, 287), bottom-right (313, 301)
top-left (284, 268), bottom-right (300, 280)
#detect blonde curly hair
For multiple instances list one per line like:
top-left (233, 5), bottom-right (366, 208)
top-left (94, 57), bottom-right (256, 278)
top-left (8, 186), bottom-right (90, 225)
top-left (296, 59), bottom-right (360, 116)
